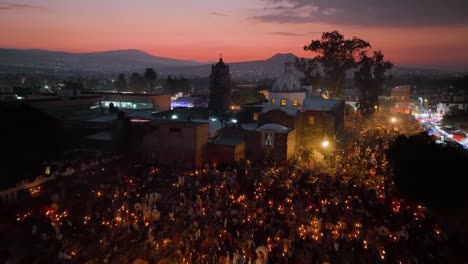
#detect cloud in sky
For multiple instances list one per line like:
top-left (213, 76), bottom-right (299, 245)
top-left (209, 12), bottom-right (227, 16)
top-left (0, 3), bottom-right (45, 11)
top-left (267, 31), bottom-right (303, 36)
top-left (254, 0), bottom-right (468, 27)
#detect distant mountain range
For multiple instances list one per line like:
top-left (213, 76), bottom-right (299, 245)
top-left (163, 53), bottom-right (303, 79)
top-left (0, 48), bottom-right (202, 72)
top-left (0, 48), bottom-right (451, 79)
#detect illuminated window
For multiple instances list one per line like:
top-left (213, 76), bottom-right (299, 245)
top-left (253, 112), bottom-right (258, 121)
top-left (271, 98), bottom-right (275, 105)
top-left (308, 115), bottom-right (315, 125)
top-left (265, 133), bottom-right (273, 147)
top-left (293, 99), bottom-right (299, 106)
top-left (281, 99), bottom-right (286, 106)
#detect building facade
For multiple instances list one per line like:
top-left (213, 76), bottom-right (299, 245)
top-left (142, 119), bottom-right (208, 168)
top-left (216, 63), bottom-right (345, 161)
top-left (257, 63), bottom-right (345, 151)
top-left (391, 85), bottom-right (410, 114)
top-left (436, 96), bottom-right (468, 116)
top-left (98, 92), bottom-right (171, 111)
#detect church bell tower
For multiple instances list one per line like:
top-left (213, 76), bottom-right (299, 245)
top-left (208, 54), bottom-right (231, 115)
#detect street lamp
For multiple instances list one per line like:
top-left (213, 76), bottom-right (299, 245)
top-left (321, 139), bottom-right (330, 148)
top-left (390, 117), bottom-right (397, 123)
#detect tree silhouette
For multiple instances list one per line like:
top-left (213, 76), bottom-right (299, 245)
top-left (294, 57), bottom-right (321, 89)
top-left (442, 108), bottom-right (468, 130)
top-left (164, 75), bottom-right (190, 95)
top-left (114, 73), bottom-right (128, 92)
top-left (301, 31), bottom-right (370, 97)
top-left (354, 50), bottom-right (393, 113)
top-left (450, 74), bottom-right (468, 93)
top-left (143, 68), bottom-right (158, 92)
top-left (129, 72), bottom-right (146, 92)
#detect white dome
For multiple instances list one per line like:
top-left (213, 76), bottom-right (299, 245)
top-left (272, 63), bottom-right (302, 93)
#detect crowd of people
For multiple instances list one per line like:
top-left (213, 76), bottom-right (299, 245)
top-left (4, 112), bottom-right (465, 263)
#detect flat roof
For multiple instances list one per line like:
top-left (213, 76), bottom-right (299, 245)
top-left (85, 130), bottom-right (112, 141)
top-left (151, 118), bottom-right (209, 127)
top-left (86, 115), bottom-right (117, 123)
top-left (88, 92), bottom-right (169, 97)
top-left (211, 135), bottom-right (244, 146)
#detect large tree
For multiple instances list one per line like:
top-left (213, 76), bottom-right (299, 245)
top-left (114, 73), bottom-right (128, 91)
top-left (450, 74), bottom-right (468, 93)
top-left (442, 107), bottom-right (468, 130)
top-left (129, 72), bottom-right (146, 92)
top-left (143, 68), bottom-right (158, 92)
top-left (354, 50), bottom-right (393, 113)
top-left (300, 31), bottom-right (370, 97)
top-left (294, 57), bottom-right (321, 89)
top-left (164, 76), bottom-right (190, 95)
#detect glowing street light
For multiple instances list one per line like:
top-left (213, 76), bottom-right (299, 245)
top-left (390, 117), bottom-right (397, 123)
top-left (171, 114), bottom-right (178, 119)
top-left (321, 140), bottom-right (330, 148)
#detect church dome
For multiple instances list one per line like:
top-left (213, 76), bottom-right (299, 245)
top-left (272, 63), bottom-right (302, 93)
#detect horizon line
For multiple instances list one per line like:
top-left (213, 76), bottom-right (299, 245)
top-left (0, 46), bottom-right (466, 72)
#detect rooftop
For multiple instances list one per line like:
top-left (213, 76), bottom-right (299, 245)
top-left (151, 118), bottom-right (209, 127)
top-left (85, 130), bottom-right (112, 141)
top-left (88, 92), bottom-right (168, 97)
top-left (303, 95), bottom-right (342, 111)
top-left (211, 135), bottom-right (244, 146)
top-left (257, 123), bottom-right (292, 133)
top-left (260, 104), bottom-right (300, 116)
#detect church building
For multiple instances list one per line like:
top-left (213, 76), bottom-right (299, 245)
top-left (219, 62), bottom-right (345, 161)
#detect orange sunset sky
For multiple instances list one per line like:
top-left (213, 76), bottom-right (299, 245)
top-left (1, 0), bottom-right (467, 71)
